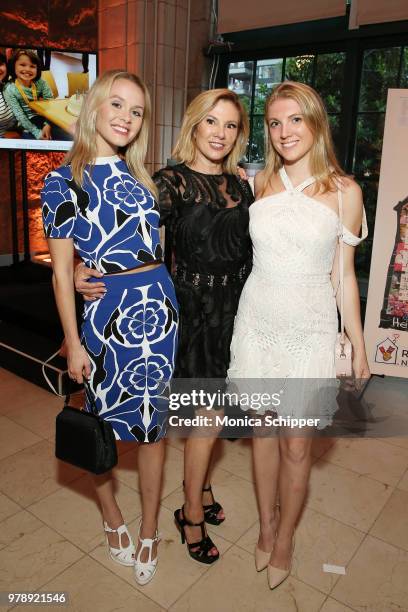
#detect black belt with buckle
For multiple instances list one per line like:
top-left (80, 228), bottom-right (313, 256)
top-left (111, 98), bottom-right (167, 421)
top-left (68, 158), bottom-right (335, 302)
top-left (174, 264), bottom-right (250, 287)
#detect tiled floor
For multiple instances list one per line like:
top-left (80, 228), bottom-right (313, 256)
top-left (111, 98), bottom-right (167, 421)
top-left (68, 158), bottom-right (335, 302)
top-left (0, 368), bottom-right (407, 611)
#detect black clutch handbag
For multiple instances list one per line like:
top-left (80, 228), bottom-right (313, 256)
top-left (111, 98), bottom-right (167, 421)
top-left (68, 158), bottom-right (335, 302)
top-left (55, 382), bottom-right (118, 474)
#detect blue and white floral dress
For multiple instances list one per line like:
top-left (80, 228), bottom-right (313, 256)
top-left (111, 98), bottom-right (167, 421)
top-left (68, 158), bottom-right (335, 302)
top-left (42, 155), bottom-right (178, 442)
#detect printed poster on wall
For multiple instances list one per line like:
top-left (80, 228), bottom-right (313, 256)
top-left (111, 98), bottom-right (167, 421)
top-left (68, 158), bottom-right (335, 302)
top-left (364, 89), bottom-right (408, 376)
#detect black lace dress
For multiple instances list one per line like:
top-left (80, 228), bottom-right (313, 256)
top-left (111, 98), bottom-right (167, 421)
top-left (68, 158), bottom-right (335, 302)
top-left (153, 163), bottom-right (254, 379)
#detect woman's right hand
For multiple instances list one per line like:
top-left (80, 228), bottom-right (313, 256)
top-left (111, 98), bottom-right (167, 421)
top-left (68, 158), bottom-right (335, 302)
top-left (67, 344), bottom-right (91, 384)
top-left (74, 262), bottom-right (106, 301)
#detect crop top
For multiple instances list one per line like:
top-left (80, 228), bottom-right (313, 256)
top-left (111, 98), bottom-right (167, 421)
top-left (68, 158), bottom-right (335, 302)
top-left (41, 155), bottom-right (163, 273)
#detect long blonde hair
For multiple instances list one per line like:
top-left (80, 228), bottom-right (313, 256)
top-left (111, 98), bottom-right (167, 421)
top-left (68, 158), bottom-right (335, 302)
top-left (259, 81), bottom-right (345, 197)
top-left (65, 69), bottom-right (157, 197)
top-left (172, 88), bottom-right (249, 174)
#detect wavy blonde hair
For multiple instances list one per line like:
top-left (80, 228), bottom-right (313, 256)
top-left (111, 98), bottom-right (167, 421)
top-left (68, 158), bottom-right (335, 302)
top-left (259, 81), bottom-right (345, 197)
top-left (65, 69), bottom-right (156, 197)
top-left (172, 88), bottom-right (249, 174)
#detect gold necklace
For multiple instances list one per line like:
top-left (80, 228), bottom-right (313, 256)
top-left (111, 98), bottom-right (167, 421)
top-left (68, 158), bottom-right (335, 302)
top-left (15, 79), bottom-right (37, 105)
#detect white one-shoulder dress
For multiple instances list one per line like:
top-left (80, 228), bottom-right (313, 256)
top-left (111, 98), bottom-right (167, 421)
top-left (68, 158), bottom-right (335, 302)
top-left (227, 167), bottom-right (367, 427)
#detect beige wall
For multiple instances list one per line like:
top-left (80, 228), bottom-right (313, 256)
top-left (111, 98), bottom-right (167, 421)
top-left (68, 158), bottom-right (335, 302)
top-left (98, 0), bottom-right (212, 171)
top-left (217, 0), bottom-right (345, 33)
top-left (352, 0), bottom-right (408, 27)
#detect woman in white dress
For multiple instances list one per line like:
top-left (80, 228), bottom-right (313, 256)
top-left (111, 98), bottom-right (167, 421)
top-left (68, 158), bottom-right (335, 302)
top-left (227, 81), bottom-right (370, 589)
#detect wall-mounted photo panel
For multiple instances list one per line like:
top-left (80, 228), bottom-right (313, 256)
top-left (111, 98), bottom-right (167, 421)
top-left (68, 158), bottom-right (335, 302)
top-left (364, 89), bottom-right (408, 377)
top-left (0, 49), bottom-right (96, 151)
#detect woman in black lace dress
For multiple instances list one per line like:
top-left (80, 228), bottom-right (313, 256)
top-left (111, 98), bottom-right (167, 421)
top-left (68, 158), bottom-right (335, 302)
top-left (75, 88), bottom-right (253, 564)
top-left (154, 91), bottom-right (252, 562)
top-left (154, 162), bottom-right (252, 380)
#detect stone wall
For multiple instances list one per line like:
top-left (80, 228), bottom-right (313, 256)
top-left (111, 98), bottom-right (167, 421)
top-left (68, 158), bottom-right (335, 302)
top-left (98, 0), bottom-right (212, 170)
top-left (187, 0), bottom-right (212, 104)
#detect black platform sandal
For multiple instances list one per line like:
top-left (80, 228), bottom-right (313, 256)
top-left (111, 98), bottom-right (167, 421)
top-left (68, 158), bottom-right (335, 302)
top-left (174, 505), bottom-right (219, 565)
top-left (182, 481), bottom-right (225, 526)
top-left (202, 484), bottom-right (225, 526)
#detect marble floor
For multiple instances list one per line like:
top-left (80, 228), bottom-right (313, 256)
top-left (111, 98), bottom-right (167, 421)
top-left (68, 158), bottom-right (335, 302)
top-left (0, 368), bottom-right (407, 612)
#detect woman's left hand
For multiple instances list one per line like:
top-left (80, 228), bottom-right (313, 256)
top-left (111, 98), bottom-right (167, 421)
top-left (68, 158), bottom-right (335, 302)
top-left (67, 344), bottom-right (91, 384)
top-left (237, 166), bottom-right (248, 181)
top-left (352, 350), bottom-right (370, 387)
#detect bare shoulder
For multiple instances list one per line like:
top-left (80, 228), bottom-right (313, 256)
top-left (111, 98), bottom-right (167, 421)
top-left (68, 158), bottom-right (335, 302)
top-left (339, 176), bottom-right (363, 201)
top-left (339, 176), bottom-right (364, 232)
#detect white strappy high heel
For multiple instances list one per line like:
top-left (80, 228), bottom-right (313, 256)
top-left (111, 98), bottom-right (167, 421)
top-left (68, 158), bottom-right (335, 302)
top-left (104, 521), bottom-right (135, 566)
top-left (134, 521), bottom-right (161, 585)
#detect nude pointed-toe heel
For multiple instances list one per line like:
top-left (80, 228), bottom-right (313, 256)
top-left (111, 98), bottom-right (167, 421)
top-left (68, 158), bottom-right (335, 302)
top-left (267, 536), bottom-right (294, 589)
top-left (267, 565), bottom-right (290, 589)
top-left (255, 545), bottom-right (272, 572)
top-left (255, 505), bottom-right (280, 572)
